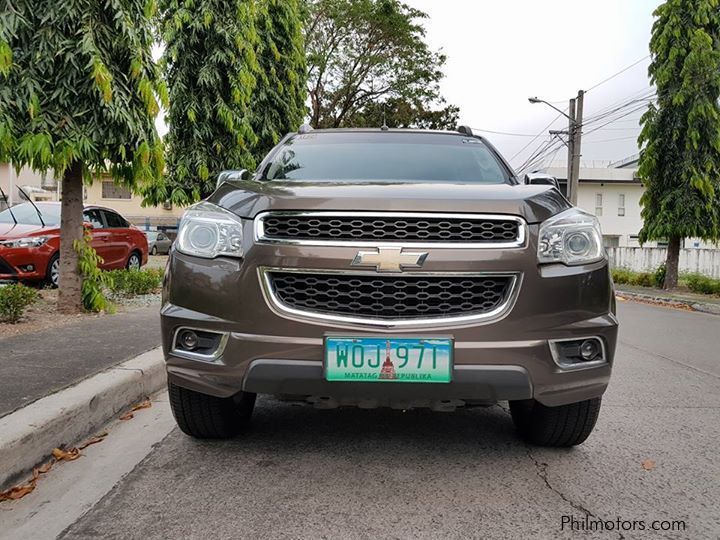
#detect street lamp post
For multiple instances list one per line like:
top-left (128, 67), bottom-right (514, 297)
top-left (529, 92), bottom-right (584, 205)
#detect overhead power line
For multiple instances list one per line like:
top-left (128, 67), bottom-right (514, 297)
top-left (470, 128), bottom-right (539, 137)
top-left (585, 55), bottom-right (651, 93)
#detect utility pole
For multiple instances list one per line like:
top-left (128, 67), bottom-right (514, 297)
top-left (566, 98), bottom-right (576, 202)
top-left (568, 90), bottom-right (584, 205)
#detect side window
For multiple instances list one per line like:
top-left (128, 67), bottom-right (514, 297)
top-left (158, 233), bottom-right (167, 241)
top-left (103, 210), bottom-right (128, 228)
top-left (83, 209), bottom-right (104, 228)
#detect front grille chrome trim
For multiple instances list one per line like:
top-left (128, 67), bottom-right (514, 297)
top-left (254, 211), bottom-right (527, 249)
top-left (257, 267), bottom-right (522, 330)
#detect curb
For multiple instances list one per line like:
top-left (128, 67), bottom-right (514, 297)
top-left (0, 347), bottom-right (165, 490)
top-left (616, 290), bottom-right (720, 315)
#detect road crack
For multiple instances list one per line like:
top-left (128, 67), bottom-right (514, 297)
top-left (526, 449), bottom-right (625, 540)
top-left (620, 340), bottom-right (720, 381)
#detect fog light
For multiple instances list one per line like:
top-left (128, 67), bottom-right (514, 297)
top-left (580, 339), bottom-right (600, 360)
top-left (179, 330), bottom-right (199, 350)
top-left (25, 264), bottom-right (35, 272)
top-left (550, 337), bottom-right (606, 370)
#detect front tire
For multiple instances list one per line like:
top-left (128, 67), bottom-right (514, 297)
top-left (509, 397), bottom-right (601, 447)
top-left (168, 382), bottom-right (256, 439)
top-left (151, 246), bottom-right (158, 255)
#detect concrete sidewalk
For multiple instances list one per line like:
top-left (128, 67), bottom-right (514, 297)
top-left (615, 285), bottom-right (720, 315)
top-left (1, 306), bottom-right (161, 418)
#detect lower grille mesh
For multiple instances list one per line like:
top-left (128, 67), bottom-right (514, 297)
top-left (268, 272), bottom-right (513, 320)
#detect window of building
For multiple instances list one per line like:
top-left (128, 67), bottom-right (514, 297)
top-left (101, 181), bottom-right (131, 200)
top-left (618, 193), bottom-right (625, 216)
top-left (595, 193), bottom-right (603, 216)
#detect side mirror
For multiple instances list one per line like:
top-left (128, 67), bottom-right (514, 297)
top-left (217, 169), bottom-right (250, 190)
top-left (524, 173), bottom-right (559, 189)
top-left (83, 221), bottom-right (94, 230)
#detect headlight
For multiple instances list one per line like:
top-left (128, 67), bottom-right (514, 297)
top-left (537, 208), bottom-right (604, 265)
top-left (175, 201), bottom-right (244, 259)
top-left (0, 236), bottom-right (49, 248)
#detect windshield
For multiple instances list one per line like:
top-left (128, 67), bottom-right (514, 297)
top-left (0, 203), bottom-right (60, 226)
top-left (262, 133), bottom-right (509, 183)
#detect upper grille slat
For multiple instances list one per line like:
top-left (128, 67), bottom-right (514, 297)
top-left (268, 272), bottom-right (513, 320)
top-left (257, 212), bottom-right (524, 246)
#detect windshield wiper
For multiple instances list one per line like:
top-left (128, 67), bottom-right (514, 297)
top-left (0, 186), bottom-right (17, 225)
top-left (17, 185), bottom-right (46, 227)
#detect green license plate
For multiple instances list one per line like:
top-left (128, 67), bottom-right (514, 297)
top-left (325, 337), bottom-right (452, 383)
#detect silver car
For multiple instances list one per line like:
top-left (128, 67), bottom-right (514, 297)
top-left (145, 231), bottom-right (172, 255)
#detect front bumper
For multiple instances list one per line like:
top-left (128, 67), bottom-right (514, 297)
top-left (162, 239), bottom-right (618, 407)
top-left (0, 245), bottom-right (54, 282)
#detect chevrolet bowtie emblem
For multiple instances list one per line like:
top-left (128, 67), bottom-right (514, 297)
top-left (351, 247), bottom-right (428, 273)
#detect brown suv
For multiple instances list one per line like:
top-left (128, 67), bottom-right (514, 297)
top-left (161, 127), bottom-right (618, 447)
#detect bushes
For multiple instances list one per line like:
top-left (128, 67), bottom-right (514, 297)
top-left (0, 284), bottom-right (39, 323)
top-left (106, 268), bottom-right (163, 297)
top-left (611, 268), bottom-right (658, 287)
top-left (685, 273), bottom-right (720, 295)
top-left (612, 266), bottom-right (720, 295)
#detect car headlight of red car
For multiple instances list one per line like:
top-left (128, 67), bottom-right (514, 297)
top-left (0, 236), bottom-right (50, 248)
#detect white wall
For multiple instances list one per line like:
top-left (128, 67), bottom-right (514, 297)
top-left (576, 182), bottom-right (645, 247)
top-left (608, 247), bottom-right (720, 278)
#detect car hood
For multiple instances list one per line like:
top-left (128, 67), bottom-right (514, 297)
top-left (208, 181), bottom-right (572, 224)
top-left (0, 222), bottom-right (56, 240)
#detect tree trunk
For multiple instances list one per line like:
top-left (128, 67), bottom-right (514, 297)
top-left (663, 235), bottom-right (681, 290)
top-left (57, 161), bottom-right (85, 314)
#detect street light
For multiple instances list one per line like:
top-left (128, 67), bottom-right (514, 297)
top-left (527, 93), bottom-right (584, 205)
top-left (528, 97), bottom-right (577, 125)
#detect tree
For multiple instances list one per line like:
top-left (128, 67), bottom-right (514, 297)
top-left (346, 96), bottom-right (459, 129)
top-left (305, 0), bottom-right (458, 129)
top-left (0, 0), bottom-right (165, 313)
top-left (638, 0), bottom-right (720, 289)
top-left (153, 0), bottom-right (260, 205)
top-left (250, 0), bottom-right (307, 164)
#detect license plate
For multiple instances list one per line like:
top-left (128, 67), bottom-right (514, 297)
top-left (324, 337), bottom-right (452, 383)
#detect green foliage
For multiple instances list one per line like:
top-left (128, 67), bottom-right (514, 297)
top-left (106, 268), bottom-right (164, 296)
top-left (653, 263), bottom-right (667, 289)
top-left (152, 0), bottom-right (261, 205)
top-left (638, 1), bottom-right (720, 245)
top-left (611, 267), bottom-right (662, 288)
top-left (74, 231), bottom-right (114, 313)
top-left (250, 0), bottom-right (308, 163)
top-left (306, 0), bottom-right (458, 129)
top-left (685, 273), bottom-right (720, 295)
top-left (0, 0), bottom-right (166, 188)
top-left (0, 284), bottom-right (38, 323)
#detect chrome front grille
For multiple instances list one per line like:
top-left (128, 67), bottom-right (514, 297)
top-left (260, 269), bottom-right (519, 327)
top-left (255, 212), bottom-right (525, 247)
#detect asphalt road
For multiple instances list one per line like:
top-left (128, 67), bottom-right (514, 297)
top-left (9, 301), bottom-right (720, 539)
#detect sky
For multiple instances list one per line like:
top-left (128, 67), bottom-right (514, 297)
top-left (406, 0), bottom-right (662, 170)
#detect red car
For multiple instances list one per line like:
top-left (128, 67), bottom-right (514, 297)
top-left (0, 201), bottom-right (148, 287)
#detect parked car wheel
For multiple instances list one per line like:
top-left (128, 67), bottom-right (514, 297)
top-left (46, 253), bottom-right (60, 288)
top-left (126, 251), bottom-right (141, 270)
top-left (509, 397), bottom-right (601, 447)
top-left (168, 382), bottom-right (256, 439)
top-left (151, 245), bottom-right (158, 255)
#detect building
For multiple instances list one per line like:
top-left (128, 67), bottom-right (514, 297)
top-left (542, 162), bottom-right (647, 248)
top-left (1, 164), bottom-right (184, 234)
top-left (84, 177), bottom-right (183, 233)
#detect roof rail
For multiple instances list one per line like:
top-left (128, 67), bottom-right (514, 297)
top-left (298, 123), bottom-right (314, 134)
top-left (456, 125), bottom-right (473, 136)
